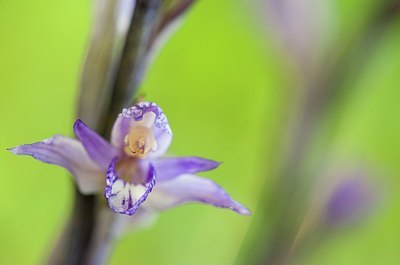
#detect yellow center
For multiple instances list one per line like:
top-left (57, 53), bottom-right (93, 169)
top-left (124, 112), bottom-right (157, 158)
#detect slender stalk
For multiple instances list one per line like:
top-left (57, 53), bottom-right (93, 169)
top-left (236, 1), bottom-right (400, 264)
top-left (104, 0), bottom-right (163, 138)
top-left (85, 207), bottom-right (126, 265)
top-left (45, 189), bottom-right (96, 265)
top-left (47, 1), bottom-right (165, 264)
top-left (76, 0), bottom-right (120, 133)
top-left (154, 0), bottom-right (196, 36)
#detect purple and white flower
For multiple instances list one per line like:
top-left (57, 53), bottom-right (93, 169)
top-left (9, 102), bottom-right (250, 216)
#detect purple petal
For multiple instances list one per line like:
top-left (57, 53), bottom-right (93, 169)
top-left (146, 174), bottom-right (250, 215)
top-left (105, 158), bottom-right (156, 216)
top-left (8, 135), bottom-right (103, 194)
top-left (110, 114), bottom-right (132, 152)
top-left (152, 157), bottom-right (220, 180)
top-left (113, 102), bottom-right (173, 157)
top-left (74, 119), bottom-right (119, 170)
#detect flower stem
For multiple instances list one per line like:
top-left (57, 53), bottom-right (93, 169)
top-left (47, 1), bottom-right (164, 264)
top-left (85, 207), bottom-right (126, 265)
top-left (104, 0), bottom-right (163, 138)
top-left (46, 189), bottom-right (96, 265)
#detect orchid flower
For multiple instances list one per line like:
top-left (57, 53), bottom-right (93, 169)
top-left (9, 102), bottom-right (250, 216)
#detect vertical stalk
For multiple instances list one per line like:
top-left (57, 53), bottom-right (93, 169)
top-left (46, 189), bottom-right (96, 265)
top-left (236, 1), bottom-right (400, 264)
top-left (104, 0), bottom-right (163, 137)
top-left (47, 1), bottom-right (164, 264)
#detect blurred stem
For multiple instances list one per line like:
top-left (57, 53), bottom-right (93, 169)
top-left (76, 0), bottom-right (119, 133)
top-left (85, 207), bottom-right (126, 265)
top-left (46, 189), bottom-right (96, 265)
top-left (104, 0), bottom-right (163, 138)
top-left (236, 1), bottom-right (400, 265)
top-left (47, 1), bottom-right (164, 264)
top-left (155, 0), bottom-right (196, 35)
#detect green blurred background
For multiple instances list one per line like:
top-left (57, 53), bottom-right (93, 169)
top-left (1, 1), bottom-right (400, 264)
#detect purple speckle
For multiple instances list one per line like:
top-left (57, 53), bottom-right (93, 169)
top-left (104, 157), bottom-right (157, 216)
top-left (132, 108), bottom-right (143, 118)
top-left (120, 101), bottom-right (172, 134)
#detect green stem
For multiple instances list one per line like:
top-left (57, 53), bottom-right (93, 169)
top-left (236, 1), bottom-right (400, 264)
top-left (47, 1), bottom-right (164, 264)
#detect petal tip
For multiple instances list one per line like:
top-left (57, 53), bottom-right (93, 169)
top-left (7, 145), bottom-right (32, 156)
top-left (192, 157), bottom-right (222, 171)
top-left (228, 199), bottom-right (251, 215)
top-left (216, 162), bottom-right (223, 169)
top-left (73, 119), bottom-right (85, 131)
top-left (235, 205), bottom-right (251, 216)
top-left (207, 159), bottom-right (222, 170)
top-left (7, 146), bottom-right (18, 154)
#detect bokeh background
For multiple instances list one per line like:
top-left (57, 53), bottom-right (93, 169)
top-left (1, 1), bottom-right (400, 265)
